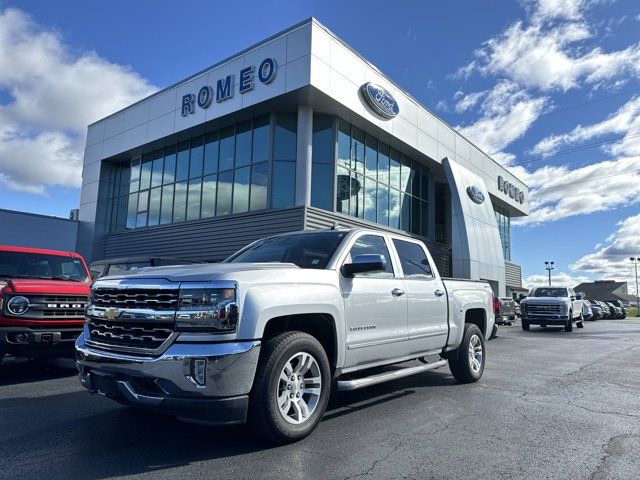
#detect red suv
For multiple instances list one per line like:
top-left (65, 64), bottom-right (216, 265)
top-left (0, 245), bottom-right (91, 359)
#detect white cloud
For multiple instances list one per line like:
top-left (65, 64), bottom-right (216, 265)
top-left (453, 90), bottom-right (487, 113)
top-left (456, 81), bottom-right (547, 160)
top-left (570, 213), bottom-right (640, 285)
top-left (458, 12), bottom-right (640, 92)
top-left (532, 95), bottom-right (640, 156)
top-left (523, 271), bottom-right (591, 289)
top-left (0, 8), bottom-right (156, 194)
top-left (513, 155), bottom-right (640, 225)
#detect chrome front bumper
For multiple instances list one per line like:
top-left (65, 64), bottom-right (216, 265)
top-left (75, 332), bottom-right (260, 425)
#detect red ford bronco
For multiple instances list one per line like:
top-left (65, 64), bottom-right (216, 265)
top-left (0, 245), bottom-right (91, 360)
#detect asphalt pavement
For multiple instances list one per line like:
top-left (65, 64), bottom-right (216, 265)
top-left (1, 319), bottom-right (640, 480)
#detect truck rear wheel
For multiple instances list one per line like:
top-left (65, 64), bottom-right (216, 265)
top-left (448, 323), bottom-right (485, 383)
top-left (249, 331), bottom-right (331, 444)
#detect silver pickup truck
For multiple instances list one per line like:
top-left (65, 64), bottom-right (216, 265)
top-left (520, 286), bottom-right (584, 332)
top-left (76, 228), bottom-right (495, 443)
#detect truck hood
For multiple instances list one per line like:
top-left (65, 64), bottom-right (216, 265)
top-left (98, 262), bottom-right (301, 283)
top-left (4, 278), bottom-right (90, 295)
top-left (522, 297), bottom-right (568, 304)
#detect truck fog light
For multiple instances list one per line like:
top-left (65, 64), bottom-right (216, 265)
top-left (191, 358), bottom-right (207, 387)
top-left (12, 332), bottom-right (29, 343)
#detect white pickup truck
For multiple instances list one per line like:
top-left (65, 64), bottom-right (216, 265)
top-left (76, 228), bottom-right (496, 443)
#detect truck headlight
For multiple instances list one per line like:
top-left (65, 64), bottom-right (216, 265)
top-left (176, 287), bottom-right (238, 332)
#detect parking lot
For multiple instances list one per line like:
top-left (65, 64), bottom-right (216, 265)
top-left (1, 319), bottom-right (639, 480)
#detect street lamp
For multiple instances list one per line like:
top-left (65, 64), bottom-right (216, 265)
top-left (631, 257), bottom-right (640, 317)
top-left (545, 261), bottom-right (555, 287)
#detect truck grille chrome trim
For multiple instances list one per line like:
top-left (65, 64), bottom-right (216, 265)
top-left (92, 288), bottom-right (179, 310)
top-left (4, 294), bottom-right (87, 319)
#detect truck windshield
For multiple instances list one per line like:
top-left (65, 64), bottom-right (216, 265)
top-left (532, 287), bottom-right (567, 297)
top-left (225, 232), bottom-right (347, 269)
top-left (0, 251), bottom-right (88, 282)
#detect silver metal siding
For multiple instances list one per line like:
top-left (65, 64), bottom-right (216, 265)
top-left (103, 207), bottom-right (305, 261)
top-left (505, 261), bottom-right (523, 288)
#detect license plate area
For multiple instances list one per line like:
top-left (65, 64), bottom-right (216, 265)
top-left (90, 372), bottom-right (115, 397)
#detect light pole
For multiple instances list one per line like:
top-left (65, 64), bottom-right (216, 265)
top-left (631, 257), bottom-right (640, 317)
top-left (545, 261), bottom-right (555, 286)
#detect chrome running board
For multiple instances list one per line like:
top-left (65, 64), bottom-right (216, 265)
top-left (337, 359), bottom-right (448, 391)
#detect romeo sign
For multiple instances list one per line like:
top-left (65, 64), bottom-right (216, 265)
top-left (181, 57), bottom-right (277, 117)
top-left (498, 175), bottom-right (525, 204)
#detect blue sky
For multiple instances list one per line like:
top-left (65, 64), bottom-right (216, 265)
top-left (0, 0), bottom-right (639, 287)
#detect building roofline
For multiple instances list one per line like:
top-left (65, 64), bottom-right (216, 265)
top-left (88, 17), bottom-right (527, 187)
top-left (0, 208), bottom-right (76, 223)
top-left (88, 17), bottom-right (316, 128)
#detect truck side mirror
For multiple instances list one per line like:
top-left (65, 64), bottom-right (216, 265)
top-left (519, 294), bottom-right (526, 300)
top-left (342, 254), bottom-right (386, 277)
top-left (576, 293), bottom-right (583, 300)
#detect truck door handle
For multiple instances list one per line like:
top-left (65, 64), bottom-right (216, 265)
top-left (391, 288), bottom-right (405, 297)
top-left (434, 290), bottom-right (445, 297)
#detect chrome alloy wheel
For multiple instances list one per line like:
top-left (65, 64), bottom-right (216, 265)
top-left (276, 352), bottom-right (322, 425)
top-left (468, 334), bottom-right (483, 374)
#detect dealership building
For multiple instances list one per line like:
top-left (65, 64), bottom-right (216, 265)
top-left (76, 18), bottom-right (529, 297)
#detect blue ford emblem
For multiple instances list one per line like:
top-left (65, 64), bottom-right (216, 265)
top-left (361, 82), bottom-right (399, 119)
top-left (467, 186), bottom-right (485, 204)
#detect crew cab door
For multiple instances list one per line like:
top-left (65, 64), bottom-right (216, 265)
top-left (340, 233), bottom-right (408, 368)
top-left (390, 237), bottom-right (449, 354)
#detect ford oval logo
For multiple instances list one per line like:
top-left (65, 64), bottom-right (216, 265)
top-left (361, 82), bottom-right (399, 119)
top-left (467, 186), bottom-right (485, 204)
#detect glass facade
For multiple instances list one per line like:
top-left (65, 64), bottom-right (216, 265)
top-left (107, 113), bottom-right (296, 232)
top-left (335, 119), bottom-right (429, 237)
top-left (105, 113), bottom-right (436, 243)
top-left (494, 205), bottom-right (511, 261)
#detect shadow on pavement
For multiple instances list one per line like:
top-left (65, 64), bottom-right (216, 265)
top-left (1, 368), bottom-right (457, 480)
top-left (0, 357), bottom-right (77, 387)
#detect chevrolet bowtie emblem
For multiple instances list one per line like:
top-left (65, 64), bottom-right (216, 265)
top-left (104, 308), bottom-right (120, 320)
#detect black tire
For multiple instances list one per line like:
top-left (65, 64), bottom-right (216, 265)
top-left (521, 320), bottom-right (530, 331)
top-left (249, 331), bottom-right (331, 444)
top-left (565, 312), bottom-right (573, 332)
top-left (577, 321), bottom-right (584, 328)
top-left (449, 323), bottom-right (485, 383)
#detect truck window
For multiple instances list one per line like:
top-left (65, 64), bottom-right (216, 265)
top-left (346, 235), bottom-right (394, 277)
top-left (392, 239), bottom-right (433, 278)
top-left (225, 231), bottom-right (346, 269)
top-left (0, 251), bottom-right (88, 282)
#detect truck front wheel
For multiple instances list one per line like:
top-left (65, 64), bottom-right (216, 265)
top-left (565, 312), bottom-right (573, 332)
top-left (249, 331), bottom-right (331, 444)
top-left (448, 323), bottom-right (485, 383)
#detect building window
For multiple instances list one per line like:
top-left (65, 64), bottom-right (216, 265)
top-left (271, 112), bottom-right (297, 209)
top-left (110, 114), bottom-right (274, 231)
top-left (335, 119), bottom-right (429, 238)
top-left (311, 114), bottom-right (334, 211)
top-left (494, 205), bottom-right (511, 261)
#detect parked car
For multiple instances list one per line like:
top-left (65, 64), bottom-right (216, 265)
top-left (496, 297), bottom-right (517, 325)
top-left (89, 256), bottom-right (204, 280)
top-left (582, 301), bottom-right (593, 321)
top-left (583, 300), bottom-right (602, 320)
top-left (0, 245), bottom-right (91, 360)
top-left (606, 300), bottom-right (627, 319)
top-left (76, 228), bottom-right (496, 443)
top-left (605, 301), bottom-right (624, 319)
top-left (520, 286), bottom-right (584, 332)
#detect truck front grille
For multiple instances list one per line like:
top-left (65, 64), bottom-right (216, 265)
top-left (88, 318), bottom-right (173, 350)
top-left (525, 304), bottom-right (563, 314)
top-left (92, 289), bottom-right (179, 310)
top-left (6, 295), bottom-right (87, 319)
